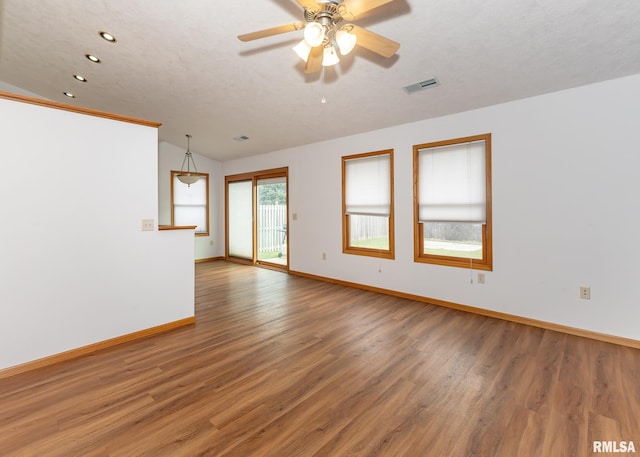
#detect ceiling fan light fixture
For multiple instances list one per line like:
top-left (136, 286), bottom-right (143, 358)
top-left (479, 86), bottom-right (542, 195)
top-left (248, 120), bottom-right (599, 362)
top-left (237, 0), bottom-right (400, 74)
top-left (322, 43), bottom-right (340, 67)
top-left (304, 22), bottom-right (325, 47)
top-left (336, 29), bottom-right (357, 56)
top-left (293, 39), bottom-right (312, 62)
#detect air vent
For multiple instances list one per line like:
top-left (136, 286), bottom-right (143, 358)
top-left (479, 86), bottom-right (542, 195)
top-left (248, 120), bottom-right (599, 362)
top-left (233, 135), bottom-right (250, 142)
top-left (403, 78), bottom-right (439, 95)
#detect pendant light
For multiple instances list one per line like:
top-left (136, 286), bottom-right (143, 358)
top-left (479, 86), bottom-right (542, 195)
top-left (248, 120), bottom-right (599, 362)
top-left (177, 134), bottom-right (199, 186)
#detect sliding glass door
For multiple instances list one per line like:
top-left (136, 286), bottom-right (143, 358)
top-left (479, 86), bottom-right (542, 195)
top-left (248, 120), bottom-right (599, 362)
top-left (225, 168), bottom-right (288, 270)
top-left (227, 180), bottom-right (253, 260)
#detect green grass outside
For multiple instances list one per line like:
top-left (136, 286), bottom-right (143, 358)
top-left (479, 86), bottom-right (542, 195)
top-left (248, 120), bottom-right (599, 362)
top-left (258, 250), bottom-right (283, 260)
top-left (424, 238), bottom-right (482, 259)
top-left (264, 236), bottom-right (481, 259)
top-left (352, 237), bottom-right (482, 259)
top-left (423, 248), bottom-right (482, 259)
top-left (350, 237), bottom-right (389, 250)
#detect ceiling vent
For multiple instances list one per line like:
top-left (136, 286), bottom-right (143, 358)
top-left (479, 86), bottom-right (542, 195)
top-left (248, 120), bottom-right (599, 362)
top-left (233, 135), bottom-right (250, 142)
top-left (403, 78), bottom-right (439, 95)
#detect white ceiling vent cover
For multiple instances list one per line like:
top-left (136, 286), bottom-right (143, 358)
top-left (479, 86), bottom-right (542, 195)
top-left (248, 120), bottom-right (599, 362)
top-left (403, 78), bottom-right (439, 95)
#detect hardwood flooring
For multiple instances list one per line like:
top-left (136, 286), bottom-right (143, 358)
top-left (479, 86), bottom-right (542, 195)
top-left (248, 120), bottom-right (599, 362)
top-left (1, 261), bottom-right (639, 456)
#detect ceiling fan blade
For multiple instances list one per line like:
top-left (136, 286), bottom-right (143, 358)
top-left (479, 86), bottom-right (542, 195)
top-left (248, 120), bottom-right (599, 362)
top-left (294, 0), bottom-right (320, 10)
top-left (238, 22), bottom-right (304, 42)
top-left (305, 46), bottom-right (323, 73)
top-left (350, 25), bottom-right (399, 58)
top-left (342, 0), bottom-right (396, 18)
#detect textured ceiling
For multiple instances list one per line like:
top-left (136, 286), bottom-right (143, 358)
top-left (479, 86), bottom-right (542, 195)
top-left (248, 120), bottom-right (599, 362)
top-left (1, 0), bottom-right (640, 161)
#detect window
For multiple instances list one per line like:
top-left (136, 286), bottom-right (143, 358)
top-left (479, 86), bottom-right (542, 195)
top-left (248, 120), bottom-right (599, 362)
top-left (413, 134), bottom-right (492, 270)
top-left (342, 149), bottom-right (394, 259)
top-left (171, 171), bottom-right (209, 236)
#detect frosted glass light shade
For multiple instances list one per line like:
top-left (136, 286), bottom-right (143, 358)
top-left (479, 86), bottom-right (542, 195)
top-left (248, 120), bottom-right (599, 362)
top-left (336, 29), bottom-right (357, 55)
top-left (177, 173), bottom-right (199, 185)
top-left (293, 39), bottom-right (312, 62)
top-left (304, 22), bottom-right (325, 47)
top-left (322, 43), bottom-right (340, 66)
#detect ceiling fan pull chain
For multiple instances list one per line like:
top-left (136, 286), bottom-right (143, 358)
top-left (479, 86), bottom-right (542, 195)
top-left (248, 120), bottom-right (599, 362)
top-left (320, 71), bottom-right (327, 103)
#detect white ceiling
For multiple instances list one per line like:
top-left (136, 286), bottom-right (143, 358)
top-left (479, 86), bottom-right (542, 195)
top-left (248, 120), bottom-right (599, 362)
top-left (1, 0), bottom-right (640, 161)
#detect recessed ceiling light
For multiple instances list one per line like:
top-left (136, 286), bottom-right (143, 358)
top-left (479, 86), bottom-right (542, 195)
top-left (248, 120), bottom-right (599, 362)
top-left (85, 54), bottom-right (101, 63)
top-left (73, 74), bottom-right (87, 82)
top-left (99, 31), bottom-right (116, 43)
top-left (63, 92), bottom-right (75, 98)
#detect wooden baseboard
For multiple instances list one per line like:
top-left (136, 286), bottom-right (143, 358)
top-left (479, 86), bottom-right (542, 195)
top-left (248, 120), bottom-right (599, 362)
top-left (0, 316), bottom-right (196, 380)
top-left (195, 256), bottom-right (224, 263)
top-left (224, 257), bottom-right (254, 266)
top-left (289, 270), bottom-right (640, 350)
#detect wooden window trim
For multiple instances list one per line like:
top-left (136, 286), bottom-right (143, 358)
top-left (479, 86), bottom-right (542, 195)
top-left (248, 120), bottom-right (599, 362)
top-left (170, 170), bottom-right (210, 237)
top-left (342, 149), bottom-right (395, 260)
top-left (413, 134), bottom-right (492, 270)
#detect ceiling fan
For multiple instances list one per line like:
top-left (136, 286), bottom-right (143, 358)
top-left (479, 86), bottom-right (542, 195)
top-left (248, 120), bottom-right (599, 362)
top-left (238, 0), bottom-right (400, 73)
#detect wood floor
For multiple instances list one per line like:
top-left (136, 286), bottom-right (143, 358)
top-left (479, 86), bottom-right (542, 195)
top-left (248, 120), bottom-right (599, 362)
top-left (1, 261), bottom-right (639, 456)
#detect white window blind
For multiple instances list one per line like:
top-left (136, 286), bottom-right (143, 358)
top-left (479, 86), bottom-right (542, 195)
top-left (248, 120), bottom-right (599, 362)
top-left (173, 174), bottom-right (207, 234)
top-left (345, 153), bottom-right (391, 217)
top-left (418, 140), bottom-right (486, 223)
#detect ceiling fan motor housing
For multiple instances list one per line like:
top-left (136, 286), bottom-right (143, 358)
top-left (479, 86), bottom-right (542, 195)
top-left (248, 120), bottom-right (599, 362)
top-left (305, 2), bottom-right (343, 26)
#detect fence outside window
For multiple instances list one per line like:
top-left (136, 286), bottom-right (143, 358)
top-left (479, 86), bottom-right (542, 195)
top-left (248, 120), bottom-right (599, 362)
top-left (257, 205), bottom-right (287, 254)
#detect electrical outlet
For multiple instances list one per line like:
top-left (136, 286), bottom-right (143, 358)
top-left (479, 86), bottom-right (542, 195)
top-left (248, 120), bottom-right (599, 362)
top-left (580, 286), bottom-right (591, 300)
top-left (477, 273), bottom-right (485, 284)
top-left (142, 219), bottom-right (154, 231)
top-left (322, 252), bottom-right (326, 260)
top-left (210, 240), bottom-right (214, 246)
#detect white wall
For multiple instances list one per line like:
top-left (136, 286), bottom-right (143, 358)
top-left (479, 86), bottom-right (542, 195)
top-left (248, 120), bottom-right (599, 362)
top-left (158, 141), bottom-right (224, 260)
top-left (222, 73), bottom-right (640, 341)
top-left (0, 96), bottom-right (195, 370)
